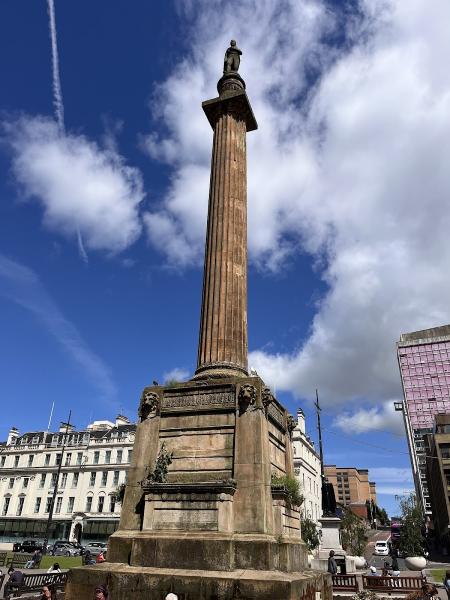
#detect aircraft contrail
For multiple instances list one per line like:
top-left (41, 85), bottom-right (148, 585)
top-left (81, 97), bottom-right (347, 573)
top-left (47, 0), bottom-right (88, 262)
top-left (46, 0), bottom-right (65, 135)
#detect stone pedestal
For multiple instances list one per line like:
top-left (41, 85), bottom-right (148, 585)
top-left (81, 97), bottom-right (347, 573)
top-left (311, 517), bottom-right (356, 574)
top-left (65, 378), bottom-right (331, 599)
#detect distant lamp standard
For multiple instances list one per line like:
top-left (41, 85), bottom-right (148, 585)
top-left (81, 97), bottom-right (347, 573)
top-left (43, 411), bottom-right (72, 552)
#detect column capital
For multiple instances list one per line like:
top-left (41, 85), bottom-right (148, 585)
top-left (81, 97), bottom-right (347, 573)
top-left (202, 90), bottom-right (257, 132)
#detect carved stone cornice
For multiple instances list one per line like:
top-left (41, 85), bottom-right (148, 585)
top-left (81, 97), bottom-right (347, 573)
top-left (202, 90), bottom-right (257, 132)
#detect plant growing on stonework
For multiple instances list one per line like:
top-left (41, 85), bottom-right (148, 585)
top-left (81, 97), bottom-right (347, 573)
top-left (352, 591), bottom-right (379, 600)
top-left (271, 473), bottom-right (304, 508)
top-left (113, 483), bottom-right (126, 504)
top-left (398, 493), bottom-right (425, 557)
top-left (340, 508), bottom-right (368, 556)
top-left (301, 516), bottom-right (321, 552)
top-left (147, 443), bottom-right (173, 483)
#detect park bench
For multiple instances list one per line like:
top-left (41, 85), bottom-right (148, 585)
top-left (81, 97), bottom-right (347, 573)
top-left (0, 551), bottom-right (7, 566)
top-left (6, 553), bottom-right (34, 568)
top-left (363, 575), bottom-right (425, 594)
top-left (4, 571), bottom-right (68, 599)
top-left (332, 574), bottom-right (359, 592)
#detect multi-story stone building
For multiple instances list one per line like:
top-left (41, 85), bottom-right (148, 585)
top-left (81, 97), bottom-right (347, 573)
top-left (397, 325), bottom-right (450, 515)
top-left (324, 465), bottom-right (377, 518)
top-left (424, 414), bottom-right (450, 549)
top-left (292, 409), bottom-right (322, 523)
top-left (0, 416), bottom-right (136, 543)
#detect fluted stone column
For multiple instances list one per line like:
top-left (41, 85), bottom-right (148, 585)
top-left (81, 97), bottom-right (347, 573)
top-left (195, 73), bottom-right (257, 379)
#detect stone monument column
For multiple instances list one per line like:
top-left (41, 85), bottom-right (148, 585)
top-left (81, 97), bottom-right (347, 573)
top-left (195, 68), bottom-right (257, 379)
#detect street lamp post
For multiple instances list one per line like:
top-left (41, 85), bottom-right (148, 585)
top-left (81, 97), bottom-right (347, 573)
top-left (42, 411), bottom-right (72, 552)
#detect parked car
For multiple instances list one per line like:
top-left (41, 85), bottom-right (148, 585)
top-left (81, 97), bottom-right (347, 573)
top-left (52, 543), bottom-right (81, 557)
top-left (374, 541), bottom-right (389, 556)
top-left (13, 539), bottom-right (43, 553)
top-left (84, 542), bottom-right (107, 557)
top-left (48, 540), bottom-right (84, 556)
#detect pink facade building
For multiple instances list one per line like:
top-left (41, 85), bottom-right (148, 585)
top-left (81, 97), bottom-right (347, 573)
top-left (397, 324), bottom-right (450, 514)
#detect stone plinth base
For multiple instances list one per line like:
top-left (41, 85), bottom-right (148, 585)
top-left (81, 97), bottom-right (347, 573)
top-left (66, 563), bottom-right (332, 600)
top-left (311, 555), bottom-right (356, 574)
top-left (108, 530), bottom-right (307, 573)
top-left (319, 517), bottom-right (342, 550)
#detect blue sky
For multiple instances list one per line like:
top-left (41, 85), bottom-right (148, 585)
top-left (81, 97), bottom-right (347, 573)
top-left (3, 0), bottom-right (450, 516)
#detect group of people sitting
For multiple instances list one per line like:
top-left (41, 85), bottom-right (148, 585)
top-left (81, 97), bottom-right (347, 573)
top-left (2, 563), bottom-right (63, 599)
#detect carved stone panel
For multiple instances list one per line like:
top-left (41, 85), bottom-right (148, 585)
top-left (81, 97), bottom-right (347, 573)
top-left (162, 389), bottom-right (235, 412)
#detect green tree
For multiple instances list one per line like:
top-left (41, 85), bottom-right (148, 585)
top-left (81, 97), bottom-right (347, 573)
top-left (341, 508), bottom-right (368, 556)
top-left (398, 493), bottom-right (424, 557)
top-left (302, 517), bottom-right (321, 551)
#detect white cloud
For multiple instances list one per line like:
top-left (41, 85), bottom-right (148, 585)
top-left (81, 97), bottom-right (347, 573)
top-left (3, 116), bottom-right (144, 255)
top-left (369, 468), bottom-right (413, 497)
top-left (333, 401), bottom-right (404, 435)
top-left (163, 367), bottom-right (190, 383)
top-left (0, 254), bottom-right (116, 400)
top-left (141, 0), bottom-right (450, 410)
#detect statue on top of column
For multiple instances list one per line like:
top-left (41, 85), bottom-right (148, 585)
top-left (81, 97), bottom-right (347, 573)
top-left (223, 40), bottom-right (242, 74)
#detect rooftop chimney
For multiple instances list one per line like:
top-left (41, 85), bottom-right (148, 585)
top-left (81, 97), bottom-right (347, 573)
top-left (59, 422), bottom-right (75, 433)
top-left (115, 414), bottom-right (130, 427)
top-left (297, 409), bottom-right (306, 434)
top-left (7, 427), bottom-right (19, 445)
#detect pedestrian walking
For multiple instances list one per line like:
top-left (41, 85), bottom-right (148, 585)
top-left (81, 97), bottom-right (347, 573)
top-left (327, 550), bottom-right (337, 575)
top-left (391, 555), bottom-right (400, 576)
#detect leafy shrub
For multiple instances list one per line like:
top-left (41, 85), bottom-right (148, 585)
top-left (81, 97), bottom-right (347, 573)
top-left (302, 516), bottom-right (321, 551)
top-left (271, 473), bottom-right (304, 508)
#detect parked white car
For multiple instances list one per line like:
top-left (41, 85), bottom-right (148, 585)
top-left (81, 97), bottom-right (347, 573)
top-left (84, 542), bottom-right (107, 557)
top-left (374, 541), bottom-right (389, 556)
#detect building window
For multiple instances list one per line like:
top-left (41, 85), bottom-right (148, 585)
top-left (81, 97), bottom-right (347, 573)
top-left (34, 497), bottom-right (41, 513)
top-left (28, 455), bottom-right (34, 467)
top-left (55, 453), bottom-right (62, 466)
top-left (113, 471), bottom-right (120, 486)
top-left (94, 451), bottom-right (100, 465)
top-left (117, 450), bottom-right (123, 464)
top-left (16, 496), bottom-right (25, 516)
top-left (45, 497), bottom-right (52, 513)
top-left (105, 451), bottom-right (111, 464)
top-left (23, 477), bottom-right (29, 489)
top-left (85, 496), bottom-right (93, 512)
top-left (0, 456), bottom-right (5, 467)
top-left (51, 473), bottom-right (58, 487)
top-left (89, 472), bottom-right (96, 487)
top-left (440, 444), bottom-right (450, 459)
top-left (127, 450), bottom-right (132, 463)
top-left (2, 497), bottom-right (10, 516)
top-left (65, 453), bottom-right (72, 466)
top-left (101, 472), bottom-right (108, 487)
top-left (55, 497), bottom-right (62, 514)
top-left (45, 454), bottom-right (51, 466)
top-left (109, 497), bottom-right (116, 513)
top-left (14, 456), bottom-right (19, 468)
top-left (60, 473), bottom-right (67, 489)
top-left (67, 497), bottom-right (75, 513)
top-left (39, 474), bottom-right (46, 488)
top-left (77, 452), bottom-right (83, 465)
top-left (72, 472), bottom-right (79, 488)
top-left (98, 496), bottom-right (105, 513)
top-left (8, 478), bottom-right (14, 489)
